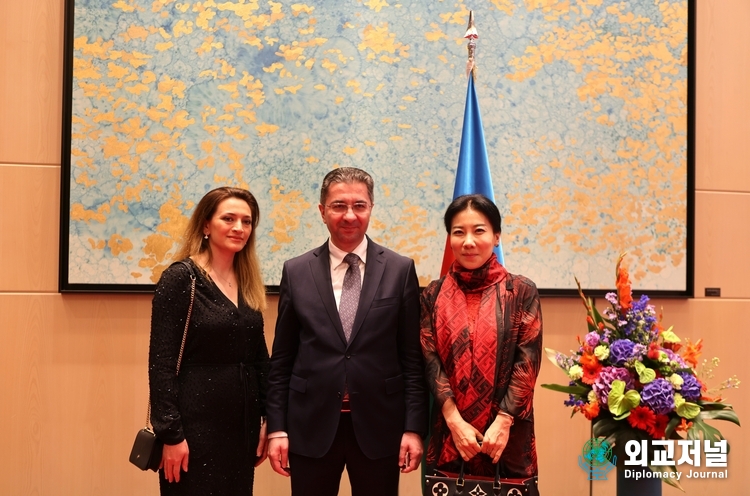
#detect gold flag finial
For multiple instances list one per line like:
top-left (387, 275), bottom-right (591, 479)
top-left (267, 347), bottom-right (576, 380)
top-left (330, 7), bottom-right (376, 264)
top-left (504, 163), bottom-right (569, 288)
top-left (464, 11), bottom-right (478, 79)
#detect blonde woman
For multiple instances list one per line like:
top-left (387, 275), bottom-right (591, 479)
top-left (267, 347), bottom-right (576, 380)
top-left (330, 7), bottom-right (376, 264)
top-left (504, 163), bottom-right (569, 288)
top-left (149, 187), bottom-right (269, 495)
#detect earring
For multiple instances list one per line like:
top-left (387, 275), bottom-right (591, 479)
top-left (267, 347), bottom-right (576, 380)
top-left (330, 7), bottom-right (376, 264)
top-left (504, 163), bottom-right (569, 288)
top-left (204, 234), bottom-right (209, 240)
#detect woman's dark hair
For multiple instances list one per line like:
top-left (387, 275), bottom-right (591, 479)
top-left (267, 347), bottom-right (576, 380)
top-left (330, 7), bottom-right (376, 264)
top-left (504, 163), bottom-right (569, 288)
top-left (443, 194), bottom-right (502, 234)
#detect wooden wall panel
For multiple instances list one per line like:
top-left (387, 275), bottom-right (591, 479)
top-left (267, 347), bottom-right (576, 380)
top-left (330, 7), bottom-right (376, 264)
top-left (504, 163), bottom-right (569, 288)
top-left (0, 164), bottom-right (60, 292)
top-left (695, 0), bottom-right (750, 192)
top-left (694, 191), bottom-right (750, 299)
top-left (535, 298), bottom-right (597, 495)
top-left (0, 293), bottom-right (155, 495)
top-left (646, 298), bottom-right (748, 494)
top-left (0, 0), bottom-right (63, 165)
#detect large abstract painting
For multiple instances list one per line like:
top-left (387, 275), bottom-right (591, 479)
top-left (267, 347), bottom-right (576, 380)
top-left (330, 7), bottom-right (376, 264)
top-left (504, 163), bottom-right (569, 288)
top-left (61, 0), bottom-right (693, 295)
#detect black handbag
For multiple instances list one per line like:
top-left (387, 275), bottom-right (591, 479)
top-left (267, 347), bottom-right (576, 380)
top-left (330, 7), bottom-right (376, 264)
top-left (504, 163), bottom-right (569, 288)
top-left (129, 261), bottom-right (196, 471)
top-left (424, 461), bottom-right (539, 496)
top-left (129, 427), bottom-right (163, 471)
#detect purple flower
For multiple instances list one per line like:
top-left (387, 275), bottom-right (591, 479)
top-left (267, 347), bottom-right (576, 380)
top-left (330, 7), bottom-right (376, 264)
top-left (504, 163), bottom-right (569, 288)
top-left (641, 378), bottom-right (675, 415)
top-left (605, 292), bottom-right (618, 305)
top-left (609, 339), bottom-right (636, 366)
top-left (603, 307), bottom-right (617, 320)
top-left (592, 366), bottom-right (635, 406)
top-left (663, 349), bottom-right (687, 368)
top-left (564, 394), bottom-right (585, 408)
top-left (632, 344), bottom-right (647, 358)
top-left (585, 332), bottom-right (600, 347)
top-left (678, 373), bottom-right (702, 402)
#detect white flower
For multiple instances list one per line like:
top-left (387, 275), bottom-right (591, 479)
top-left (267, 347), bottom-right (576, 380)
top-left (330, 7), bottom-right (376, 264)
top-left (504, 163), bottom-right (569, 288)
top-left (668, 373), bottom-right (684, 390)
top-left (568, 365), bottom-right (583, 380)
top-left (594, 345), bottom-right (610, 361)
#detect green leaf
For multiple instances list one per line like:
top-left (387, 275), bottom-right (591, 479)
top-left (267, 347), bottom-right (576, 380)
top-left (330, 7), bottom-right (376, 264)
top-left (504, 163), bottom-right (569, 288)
top-left (613, 411), bottom-right (631, 421)
top-left (697, 400), bottom-right (735, 411)
top-left (540, 383), bottom-right (590, 396)
top-left (607, 380), bottom-right (641, 417)
top-left (665, 416), bottom-right (681, 439)
top-left (660, 326), bottom-right (681, 343)
top-left (687, 417), bottom-right (725, 443)
top-left (591, 305), bottom-right (608, 326)
top-left (700, 409), bottom-right (741, 426)
top-left (633, 362), bottom-right (656, 384)
top-left (676, 401), bottom-right (700, 419)
top-left (592, 418), bottom-right (621, 438)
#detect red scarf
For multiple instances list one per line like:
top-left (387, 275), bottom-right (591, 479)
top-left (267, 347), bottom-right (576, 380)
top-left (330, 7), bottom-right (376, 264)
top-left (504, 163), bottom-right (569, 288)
top-left (434, 254), bottom-right (507, 467)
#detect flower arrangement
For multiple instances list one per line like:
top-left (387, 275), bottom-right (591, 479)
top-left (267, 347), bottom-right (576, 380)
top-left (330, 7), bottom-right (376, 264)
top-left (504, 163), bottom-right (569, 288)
top-left (542, 254), bottom-right (740, 488)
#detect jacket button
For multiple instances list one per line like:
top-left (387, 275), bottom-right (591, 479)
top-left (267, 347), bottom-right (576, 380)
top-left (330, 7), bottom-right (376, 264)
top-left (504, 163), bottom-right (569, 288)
top-left (345, 354), bottom-right (351, 359)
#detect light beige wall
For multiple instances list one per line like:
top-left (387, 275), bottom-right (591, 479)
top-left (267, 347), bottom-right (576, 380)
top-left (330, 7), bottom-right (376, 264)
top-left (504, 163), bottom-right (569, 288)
top-left (1, 1), bottom-right (748, 495)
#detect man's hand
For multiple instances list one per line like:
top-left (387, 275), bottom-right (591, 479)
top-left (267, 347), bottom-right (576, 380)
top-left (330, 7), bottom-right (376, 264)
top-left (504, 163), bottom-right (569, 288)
top-left (160, 440), bottom-right (189, 483)
top-left (267, 436), bottom-right (291, 477)
top-left (481, 414), bottom-right (512, 463)
top-left (398, 432), bottom-right (424, 473)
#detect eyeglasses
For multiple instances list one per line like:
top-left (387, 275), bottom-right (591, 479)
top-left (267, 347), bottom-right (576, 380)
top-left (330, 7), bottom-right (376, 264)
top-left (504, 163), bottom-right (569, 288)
top-left (324, 202), bottom-right (372, 215)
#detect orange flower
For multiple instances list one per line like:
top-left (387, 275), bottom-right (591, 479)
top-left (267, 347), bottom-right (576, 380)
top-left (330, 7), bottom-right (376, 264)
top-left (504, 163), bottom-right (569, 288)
top-left (616, 258), bottom-right (633, 312)
top-left (579, 351), bottom-right (598, 368)
top-left (582, 363), bottom-right (602, 384)
top-left (675, 418), bottom-right (693, 433)
top-left (655, 308), bottom-right (665, 334)
top-left (581, 402), bottom-right (600, 420)
top-left (682, 338), bottom-right (703, 369)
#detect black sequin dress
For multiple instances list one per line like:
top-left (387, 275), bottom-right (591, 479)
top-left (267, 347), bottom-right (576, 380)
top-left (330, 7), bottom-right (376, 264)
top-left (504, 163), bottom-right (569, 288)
top-left (149, 259), bottom-right (269, 495)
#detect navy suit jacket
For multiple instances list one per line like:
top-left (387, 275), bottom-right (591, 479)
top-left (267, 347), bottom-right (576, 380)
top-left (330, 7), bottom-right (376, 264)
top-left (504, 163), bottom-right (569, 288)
top-left (266, 237), bottom-right (428, 459)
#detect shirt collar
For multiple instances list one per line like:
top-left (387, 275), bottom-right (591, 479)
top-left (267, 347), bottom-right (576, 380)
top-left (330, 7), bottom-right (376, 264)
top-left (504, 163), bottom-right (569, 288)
top-left (328, 237), bottom-right (368, 268)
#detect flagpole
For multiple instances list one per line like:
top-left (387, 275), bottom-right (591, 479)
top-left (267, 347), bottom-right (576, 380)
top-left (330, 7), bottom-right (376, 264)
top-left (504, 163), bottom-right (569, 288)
top-left (439, 11), bottom-right (505, 276)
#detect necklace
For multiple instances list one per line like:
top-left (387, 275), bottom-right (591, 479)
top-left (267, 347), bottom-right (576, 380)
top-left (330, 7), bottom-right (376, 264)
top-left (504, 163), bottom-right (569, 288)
top-left (210, 268), bottom-right (235, 288)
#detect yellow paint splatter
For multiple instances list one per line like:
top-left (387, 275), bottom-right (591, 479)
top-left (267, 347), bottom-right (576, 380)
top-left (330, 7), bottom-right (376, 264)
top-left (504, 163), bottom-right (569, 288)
top-left (71, 203), bottom-right (108, 224)
top-left (256, 123), bottom-right (279, 136)
top-left (268, 177), bottom-right (312, 250)
top-left (365, 0), bottom-right (389, 13)
top-left (108, 234), bottom-right (133, 256)
top-left (358, 23), bottom-right (410, 62)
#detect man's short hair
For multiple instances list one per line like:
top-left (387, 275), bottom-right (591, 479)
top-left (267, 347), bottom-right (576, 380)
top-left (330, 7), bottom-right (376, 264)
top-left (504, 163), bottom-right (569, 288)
top-left (320, 167), bottom-right (375, 205)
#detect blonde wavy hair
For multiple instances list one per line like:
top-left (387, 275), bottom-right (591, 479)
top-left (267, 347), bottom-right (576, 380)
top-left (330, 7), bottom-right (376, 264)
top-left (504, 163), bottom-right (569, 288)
top-left (174, 187), bottom-right (266, 311)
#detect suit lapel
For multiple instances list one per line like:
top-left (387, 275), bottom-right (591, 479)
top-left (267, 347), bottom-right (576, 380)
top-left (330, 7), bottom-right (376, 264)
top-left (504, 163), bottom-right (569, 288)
top-left (310, 243), bottom-right (348, 344)
top-left (347, 238), bottom-right (385, 346)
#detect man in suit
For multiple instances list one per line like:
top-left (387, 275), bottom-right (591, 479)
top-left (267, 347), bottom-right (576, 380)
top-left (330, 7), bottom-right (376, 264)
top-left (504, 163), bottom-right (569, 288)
top-left (266, 167), bottom-right (428, 496)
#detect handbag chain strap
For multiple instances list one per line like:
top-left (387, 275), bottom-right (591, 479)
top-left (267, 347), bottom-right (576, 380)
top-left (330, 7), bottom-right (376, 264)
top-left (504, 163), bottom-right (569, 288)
top-left (145, 260), bottom-right (197, 429)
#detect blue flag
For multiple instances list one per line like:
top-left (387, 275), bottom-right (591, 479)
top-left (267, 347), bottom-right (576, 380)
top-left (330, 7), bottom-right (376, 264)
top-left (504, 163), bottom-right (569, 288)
top-left (441, 75), bottom-right (505, 275)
